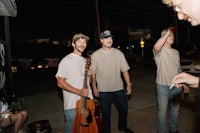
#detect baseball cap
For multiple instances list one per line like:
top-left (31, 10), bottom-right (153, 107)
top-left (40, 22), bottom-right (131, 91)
top-left (100, 30), bottom-right (113, 39)
top-left (72, 33), bottom-right (89, 42)
top-left (161, 29), bottom-right (168, 37)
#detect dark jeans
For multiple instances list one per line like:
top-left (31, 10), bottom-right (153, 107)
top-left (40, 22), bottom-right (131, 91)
top-left (99, 89), bottom-right (128, 133)
top-left (196, 89), bottom-right (200, 119)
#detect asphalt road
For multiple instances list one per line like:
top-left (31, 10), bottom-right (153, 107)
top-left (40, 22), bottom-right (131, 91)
top-left (10, 58), bottom-right (200, 133)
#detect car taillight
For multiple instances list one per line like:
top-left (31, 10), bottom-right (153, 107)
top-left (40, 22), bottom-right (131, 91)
top-left (44, 65), bottom-right (49, 69)
top-left (31, 66), bottom-right (35, 70)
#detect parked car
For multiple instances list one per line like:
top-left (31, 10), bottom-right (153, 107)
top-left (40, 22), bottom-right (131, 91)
top-left (180, 58), bottom-right (200, 75)
top-left (30, 59), bottom-right (49, 70)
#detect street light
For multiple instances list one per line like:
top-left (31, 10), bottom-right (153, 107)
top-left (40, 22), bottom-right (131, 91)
top-left (140, 38), bottom-right (145, 56)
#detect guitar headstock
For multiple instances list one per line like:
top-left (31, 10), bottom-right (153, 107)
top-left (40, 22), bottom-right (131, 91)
top-left (85, 57), bottom-right (91, 70)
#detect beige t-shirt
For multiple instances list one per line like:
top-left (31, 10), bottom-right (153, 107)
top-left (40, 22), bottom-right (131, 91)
top-left (91, 48), bottom-right (130, 92)
top-left (153, 47), bottom-right (180, 86)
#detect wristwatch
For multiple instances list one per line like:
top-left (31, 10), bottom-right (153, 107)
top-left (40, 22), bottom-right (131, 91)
top-left (127, 83), bottom-right (132, 86)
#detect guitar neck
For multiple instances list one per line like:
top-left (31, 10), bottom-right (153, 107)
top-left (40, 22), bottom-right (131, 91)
top-left (81, 59), bottom-right (90, 108)
top-left (83, 70), bottom-right (88, 89)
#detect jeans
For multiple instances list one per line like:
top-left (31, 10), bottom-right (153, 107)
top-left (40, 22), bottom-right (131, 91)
top-left (99, 89), bottom-right (128, 133)
top-left (64, 108), bottom-right (76, 133)
top-left (195, 89), bottom-right (200, 119)
top-left (156, 83), bottom-right (182, 133)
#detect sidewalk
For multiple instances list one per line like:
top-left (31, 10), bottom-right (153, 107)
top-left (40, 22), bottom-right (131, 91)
top-left (19, 90), bottom-right (199, 133)
top-left (12, 60), bottom-right (200, 133)
top-left (51, 95), bottom-right (200, 133)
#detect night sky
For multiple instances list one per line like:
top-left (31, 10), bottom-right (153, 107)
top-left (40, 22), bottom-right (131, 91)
top-left (7, 0), bottom-right (177, 42)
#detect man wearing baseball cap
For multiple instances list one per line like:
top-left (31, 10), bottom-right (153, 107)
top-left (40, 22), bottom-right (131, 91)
top-left (153, 27), bottom-right (189, 133)
top-left (55, 33), bottom-right (94, 133)
top-left (72, 33), bottom-right (89, 43)
top-left (91, 30), bottom-right (134, 133)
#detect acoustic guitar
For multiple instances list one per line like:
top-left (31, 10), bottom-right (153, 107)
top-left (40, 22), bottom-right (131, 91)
top-left (72, 57), bottom-right (98, 133)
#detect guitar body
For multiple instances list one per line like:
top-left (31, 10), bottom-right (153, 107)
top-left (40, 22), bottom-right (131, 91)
top-left (72, 57), bottom-right (98, 133)
top-left (73, 99), bottom-right (98, 133)
top-left (94, 99), bottom-right (103, 133)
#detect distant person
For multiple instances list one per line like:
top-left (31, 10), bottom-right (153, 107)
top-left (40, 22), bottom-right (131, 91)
top-left (153, 27), bottom-right (189, 133)
top-left (91, 30), bottom-right (134, 133)
top-left (55, 33), bottom-right (94, 133)
top-left (0, 98), bottom-right (28, 133)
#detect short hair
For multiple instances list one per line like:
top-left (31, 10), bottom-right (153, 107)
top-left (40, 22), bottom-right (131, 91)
top-left (162, 0), bottom-right (173, 7)
top-left (161, 29), bottom-right (168, 37)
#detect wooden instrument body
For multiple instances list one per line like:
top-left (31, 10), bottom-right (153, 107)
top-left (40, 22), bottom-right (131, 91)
top-left (73, 98), bottom-right (98, 133)
top-left (72, 57), bottom-right (98, 133)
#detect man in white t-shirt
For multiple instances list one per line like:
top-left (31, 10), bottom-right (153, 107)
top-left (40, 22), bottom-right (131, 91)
top-left (55, 33), bottom-right (94, 133)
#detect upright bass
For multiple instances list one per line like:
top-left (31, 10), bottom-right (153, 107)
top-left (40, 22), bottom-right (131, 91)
top-left (72, 57), bottom-right (98, 133)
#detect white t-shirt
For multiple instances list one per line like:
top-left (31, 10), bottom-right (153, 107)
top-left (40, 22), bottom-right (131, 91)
top-left (55, 53), bottom-right (93, 110)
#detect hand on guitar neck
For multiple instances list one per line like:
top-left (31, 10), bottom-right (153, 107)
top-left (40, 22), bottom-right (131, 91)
top-left (79, 88), bottom-right (89, 97)
top-left (78, 57), bottom-right (92, 97)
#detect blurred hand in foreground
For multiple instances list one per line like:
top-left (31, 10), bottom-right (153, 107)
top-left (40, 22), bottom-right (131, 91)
top-left (172, 72), bottom-right (199, 88)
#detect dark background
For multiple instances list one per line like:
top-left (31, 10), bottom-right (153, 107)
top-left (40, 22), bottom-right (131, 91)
top-left (0, 0), bottom-right (200, 59)
top-left (8, 0), bottom-right (179, 41)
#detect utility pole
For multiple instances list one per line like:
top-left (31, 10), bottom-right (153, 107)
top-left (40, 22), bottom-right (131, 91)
top-left (174, 12), bottom-right (179, 43)
top-left (95, 0), bottom-right (100, 46)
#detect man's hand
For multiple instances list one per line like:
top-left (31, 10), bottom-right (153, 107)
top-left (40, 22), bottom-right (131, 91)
top-left (80, 88), bottom-right (89, 97)
top-left (172, 72), bottom-right (199, 88)
top-left (126, 85), bottom-right (132, 95)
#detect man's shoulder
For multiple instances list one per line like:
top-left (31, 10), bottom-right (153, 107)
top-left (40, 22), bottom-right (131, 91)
top-left (111, 48), bottom-right (124, 56)
top-left (59, 53), bottom-right (73, 63)
top-left (91, 49), bottom-right (101, 56)
top-left (113, 47), bottom-right (122, 52)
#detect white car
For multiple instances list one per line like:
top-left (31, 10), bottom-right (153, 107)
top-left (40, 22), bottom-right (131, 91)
top-left (180, 58), bottom-right (200, 74)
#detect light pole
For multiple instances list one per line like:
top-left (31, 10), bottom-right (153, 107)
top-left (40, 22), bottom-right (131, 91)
top-left (95, 0), bottom-right (100, 46)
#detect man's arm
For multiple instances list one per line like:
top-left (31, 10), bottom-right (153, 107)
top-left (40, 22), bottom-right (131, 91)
top-left (153, 28), bottom-right (171, 54)
top-left (92, 75), bottom-right (99, 97)
top-left (57, 77), bottom-right (88, 97)
top-left (122, 70), bottom-right (132, 95)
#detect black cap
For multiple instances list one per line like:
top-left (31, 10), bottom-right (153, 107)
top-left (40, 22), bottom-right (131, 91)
top-left (100, 30), bottom-right (112, 39)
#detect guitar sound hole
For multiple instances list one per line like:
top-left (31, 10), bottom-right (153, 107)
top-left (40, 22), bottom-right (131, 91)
top-left (87, 110), bottom-right (92, 123)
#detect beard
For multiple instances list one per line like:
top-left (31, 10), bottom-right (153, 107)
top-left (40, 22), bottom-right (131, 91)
top-left (103, 42), bottom-right (112, 48)
top-left (75, 45), bottom-right (85, 53)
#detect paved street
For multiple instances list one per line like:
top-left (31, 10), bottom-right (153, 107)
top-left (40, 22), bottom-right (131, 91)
top-left (12, 58), bottom-right (200, 133)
